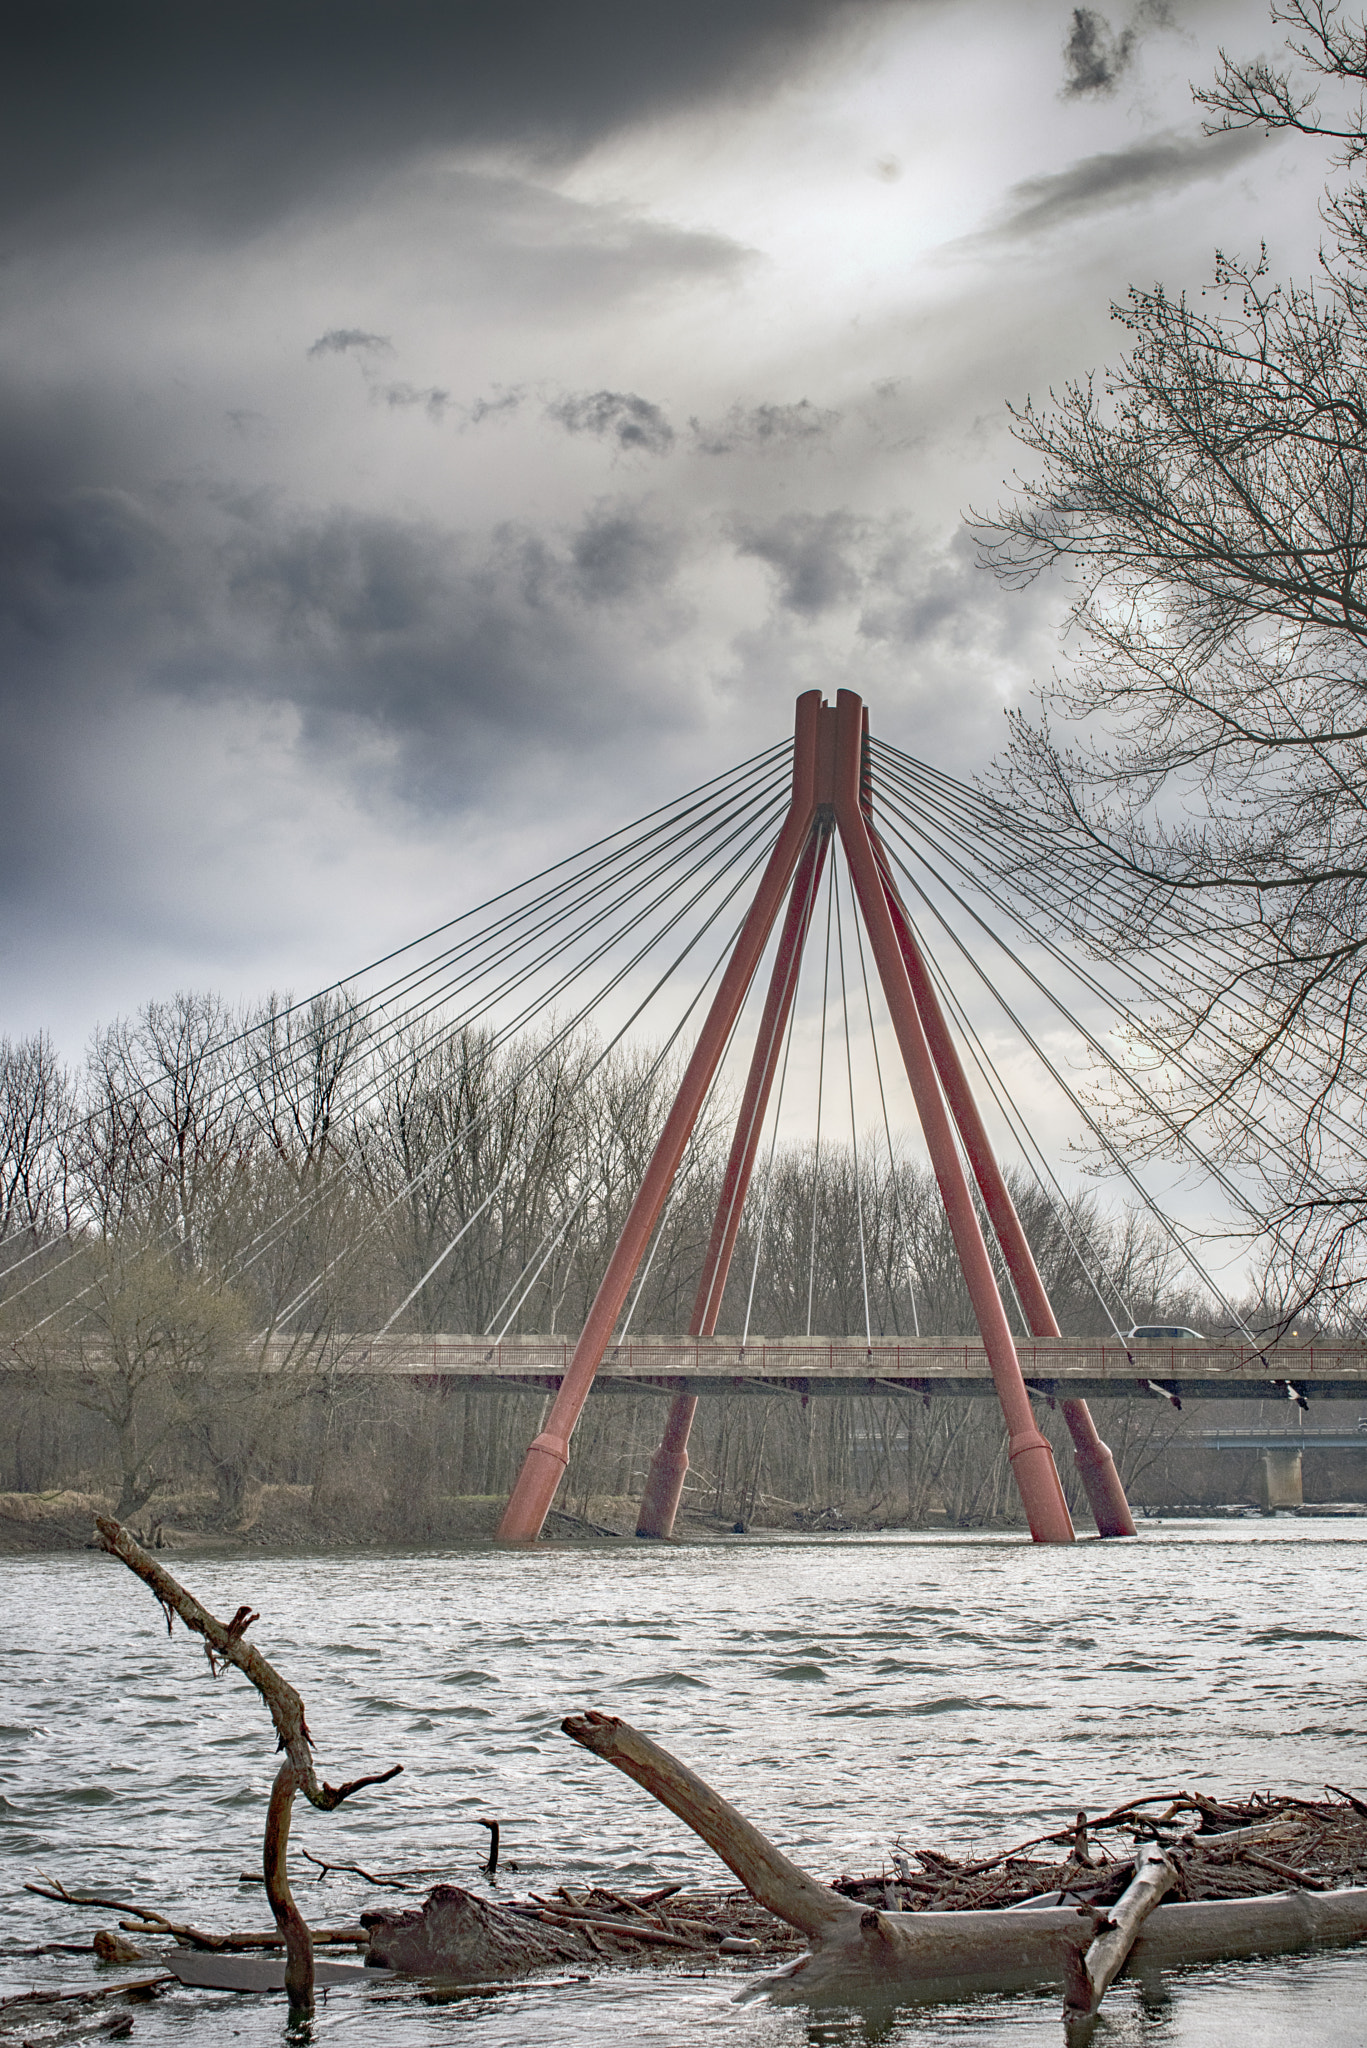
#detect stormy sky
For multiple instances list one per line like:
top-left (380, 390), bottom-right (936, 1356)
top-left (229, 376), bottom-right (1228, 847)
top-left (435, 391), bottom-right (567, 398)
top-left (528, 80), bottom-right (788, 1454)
top-left (0, 0), bottom-right (1323, 1049)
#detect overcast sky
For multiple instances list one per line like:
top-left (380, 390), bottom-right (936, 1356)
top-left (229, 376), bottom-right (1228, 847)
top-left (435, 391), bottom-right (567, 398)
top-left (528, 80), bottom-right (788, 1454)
top-left (0, 0), bottom-right (1329, 1057)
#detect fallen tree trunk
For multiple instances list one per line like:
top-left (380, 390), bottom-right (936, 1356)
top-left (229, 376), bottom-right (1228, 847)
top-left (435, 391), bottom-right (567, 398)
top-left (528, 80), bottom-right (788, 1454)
top-left (562, 1711), bottom-right (1367, 2004)
top-left (1063, 1843), bottom-right (1174, 2040)
top-left (561, 1711), bottom-right (847, 1942)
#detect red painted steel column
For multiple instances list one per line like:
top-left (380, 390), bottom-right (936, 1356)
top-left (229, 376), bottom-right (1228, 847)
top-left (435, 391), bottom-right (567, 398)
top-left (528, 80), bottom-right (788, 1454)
top-left (855, 718), bottom-right (1128, 1530)
top-left (868, 831), bottom-right (1136, 1538)
top-left (832, 689), bottom-right (1074, 1543)
top-left (635, 820), bottom-right (831, 1538)
top-left (496, 693), bottom-right (825, 1540)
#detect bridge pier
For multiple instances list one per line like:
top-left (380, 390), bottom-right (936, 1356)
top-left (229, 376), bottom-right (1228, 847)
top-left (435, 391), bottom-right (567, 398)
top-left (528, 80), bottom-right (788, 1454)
top-left (1261, 1447), bottom-right (1303, 1509)
top-left (636, 1395), bottom-right (697, 1538)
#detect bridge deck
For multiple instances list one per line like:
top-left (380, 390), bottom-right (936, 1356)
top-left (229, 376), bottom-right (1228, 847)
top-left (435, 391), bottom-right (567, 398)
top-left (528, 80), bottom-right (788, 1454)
top-left (1199, 1427), bottom-right (1367, 1449)
top-left (285, 1334), bottom-right (1367, 1403)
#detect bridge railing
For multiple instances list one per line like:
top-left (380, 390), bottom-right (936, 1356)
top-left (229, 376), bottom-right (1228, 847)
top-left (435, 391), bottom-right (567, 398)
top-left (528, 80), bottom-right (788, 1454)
top-left (257, 1333), bottom-right (1367, 1382)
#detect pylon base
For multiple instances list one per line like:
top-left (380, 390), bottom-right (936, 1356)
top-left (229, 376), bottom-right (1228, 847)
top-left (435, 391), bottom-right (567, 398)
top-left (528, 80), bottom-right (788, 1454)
top-left (1006, 1431), bottom-right (1076, 1544)
top-left (496, 1433), bottom-right (568, 1541)
top-left (1068, 1438), bottom-right (1137, 1538)
top-left (635, 1394), bottom-right (697, 1539)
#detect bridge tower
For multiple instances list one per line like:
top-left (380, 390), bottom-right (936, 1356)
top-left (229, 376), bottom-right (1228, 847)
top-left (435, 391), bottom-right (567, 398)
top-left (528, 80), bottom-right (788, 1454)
top-left (497, 691), bottom-right (1136, 1544)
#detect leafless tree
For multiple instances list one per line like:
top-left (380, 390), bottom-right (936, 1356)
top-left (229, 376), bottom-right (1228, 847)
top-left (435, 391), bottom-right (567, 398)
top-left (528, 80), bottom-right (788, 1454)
top-left (0, 1033), bottom-right (75, 1261)
top-left (974, 3), bottom-right (1367, 1321)
top-left (248, 991), bottom-right (364, 1191)
top-left (76, 992), bottom-right (252, 1265)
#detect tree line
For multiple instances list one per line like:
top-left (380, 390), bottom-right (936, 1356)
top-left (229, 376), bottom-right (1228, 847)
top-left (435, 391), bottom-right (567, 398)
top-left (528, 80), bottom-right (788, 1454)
top-left (2, 990), bottom-right (1217, 1530)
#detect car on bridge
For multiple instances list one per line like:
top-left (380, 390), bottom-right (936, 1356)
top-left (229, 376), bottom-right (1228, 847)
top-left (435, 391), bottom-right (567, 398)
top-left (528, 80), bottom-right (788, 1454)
top-left (1124, 1324), bottom-right (1207, 1343)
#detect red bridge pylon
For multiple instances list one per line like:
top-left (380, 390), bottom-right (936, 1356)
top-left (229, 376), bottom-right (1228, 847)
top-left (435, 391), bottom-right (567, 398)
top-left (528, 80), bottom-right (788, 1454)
top-left (497, 691), bottom-right (1135, 1544)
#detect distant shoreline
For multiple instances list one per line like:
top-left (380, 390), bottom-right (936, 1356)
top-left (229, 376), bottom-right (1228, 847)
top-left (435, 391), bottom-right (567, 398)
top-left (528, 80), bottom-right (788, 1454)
top-left (4, 1485), bottom-right (1363, 1556)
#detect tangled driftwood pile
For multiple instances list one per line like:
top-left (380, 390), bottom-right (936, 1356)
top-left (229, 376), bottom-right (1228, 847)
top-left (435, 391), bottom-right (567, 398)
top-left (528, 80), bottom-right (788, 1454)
top-left (360, 1798), bottom-right (1367, 1977)
top-left (830, 1791), bottom-right (1367, 1913)
top-left (361, 1879), bottom-right (802, 1974)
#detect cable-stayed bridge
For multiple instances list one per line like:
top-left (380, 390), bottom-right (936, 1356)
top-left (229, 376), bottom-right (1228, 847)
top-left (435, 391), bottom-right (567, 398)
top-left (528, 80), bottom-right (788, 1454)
top-left (13, 690), bottom-right (1359, 1546)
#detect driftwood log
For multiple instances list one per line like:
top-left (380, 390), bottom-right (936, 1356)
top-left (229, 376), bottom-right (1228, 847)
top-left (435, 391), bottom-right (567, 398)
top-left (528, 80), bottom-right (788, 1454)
top-left (1062, 1843), bottom-right (1175, 2040)
top-left (562, 1711), bottom-right (1367, 2005)
top-left (94, 1517), bottom-right (400, 2019)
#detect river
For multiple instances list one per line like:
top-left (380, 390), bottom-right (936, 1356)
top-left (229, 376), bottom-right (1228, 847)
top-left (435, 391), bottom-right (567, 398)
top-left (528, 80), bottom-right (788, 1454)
top-left (3, 1523), bottom-right (1366, 2045)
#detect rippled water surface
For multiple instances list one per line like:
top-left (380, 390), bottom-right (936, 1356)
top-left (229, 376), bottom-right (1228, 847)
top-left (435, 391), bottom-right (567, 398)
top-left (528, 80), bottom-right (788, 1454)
top-left (4, 1523), bottom-right (1367, 2045)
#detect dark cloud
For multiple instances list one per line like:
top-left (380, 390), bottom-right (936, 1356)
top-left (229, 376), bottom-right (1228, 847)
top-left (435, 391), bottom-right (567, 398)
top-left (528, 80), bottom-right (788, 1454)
top-left (0, 469), bottom-right (693, 835)
top-left (974, 126), bottom-right (1267, 244)
top-left (0, 487), bottom-right (174, 637)
top-left (4, 1), bottom-right (897, 242)
top-left (306, 329), bottom-right (394, 359)
top-left (569, 507), bottom-right (684, 604)
top-left (1062, 3), bottom-right (1171, 98)
top-left (1063, 7), bottom-right (1136, 95)
top-left (735, 511), bottom-right (865, 615)
top-left (546, 390), bottom-right (676, 456)
top-left (726, 509), bottom-right (1052, 662)
top-left (691, 399), bottom-right (840, 455)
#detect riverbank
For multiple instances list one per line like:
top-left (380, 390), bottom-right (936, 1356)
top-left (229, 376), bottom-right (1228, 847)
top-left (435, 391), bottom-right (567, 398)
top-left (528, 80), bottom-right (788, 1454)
top-left (0, 1483), bottom-right (1033, 1554)
top-left (6, 1484), bottom-right (1363, 1554)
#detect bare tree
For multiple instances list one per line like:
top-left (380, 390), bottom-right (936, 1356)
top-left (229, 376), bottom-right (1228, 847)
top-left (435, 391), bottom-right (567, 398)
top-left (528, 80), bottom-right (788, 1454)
top-left (248, 991), bottom-right (364, 1191)
top-left (0, 1033), bottom-right (75, 1262)
top-left (1197, 2), bottom-right (1367, 169)
top-left (77, 992), bottom-right (251, 1265)
top-left (974, 4), bottom-right (1367, 1320)
top-left (234, 990), bottom-right (369, 1327)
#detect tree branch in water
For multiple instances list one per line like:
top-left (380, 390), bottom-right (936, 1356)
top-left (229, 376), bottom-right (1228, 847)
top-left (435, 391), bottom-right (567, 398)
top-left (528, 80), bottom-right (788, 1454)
top-left (94, 1515), bottom-right (401, 2016)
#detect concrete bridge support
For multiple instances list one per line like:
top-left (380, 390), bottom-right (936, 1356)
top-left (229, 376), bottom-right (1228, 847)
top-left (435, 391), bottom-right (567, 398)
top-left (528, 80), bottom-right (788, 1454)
top-left (1261, 1447), bottom-right (1304, 1509)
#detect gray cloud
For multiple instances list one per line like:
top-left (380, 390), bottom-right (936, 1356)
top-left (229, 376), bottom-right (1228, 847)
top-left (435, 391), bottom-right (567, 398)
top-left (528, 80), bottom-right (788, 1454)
top-left (726, 508), bottom-right (1056, 665)
top-left (1062, 3), bottom-right (1172, 98)
top-left (570, 506), bottom-right (684, 604)
top-left (0, 486), bottom-right (174, 638)
top-left (466, 389), bottom-right (526, 426)
top-left (306, 328), bottom-right (394, 359)
top-left (0, 0), bottom-right (1310, 1043)
top-left (735, 511), bottom-right (866, 615)
top-left (1063, 8), bottom-right (1136, 96)
top-left (3, 1), bottom-right (897, 243)
top-left (692, 399), bottom-right (840, 456)
top-left (378, 382), bottom-right (452, 421)
top-left (546, 390), bottom-right (676, 456)
top-left (0, 470), bottom-right (694, 820)
top-left (974, 126), bottom-right (1267, 244)
top-left (858, 523), bottom-right (1024, 652)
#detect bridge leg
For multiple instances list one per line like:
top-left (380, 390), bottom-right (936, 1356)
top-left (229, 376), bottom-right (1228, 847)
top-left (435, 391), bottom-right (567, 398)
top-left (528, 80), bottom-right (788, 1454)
top-left (497, 694), bottom-right (825, 1542)
top-left (635, 1394), bottom-right (699, 1539)
top-left (636, 822), bottom-right (832, 1538)
top-left (862, 744), bottom-right (1134, 1539)
top-left (1058, 1404), bottom-right (1136, 1535)
top-left (1261, 1448), bottom-right (1303, 1509)
top-left (834, 689), bottom-right (1074, 1544)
